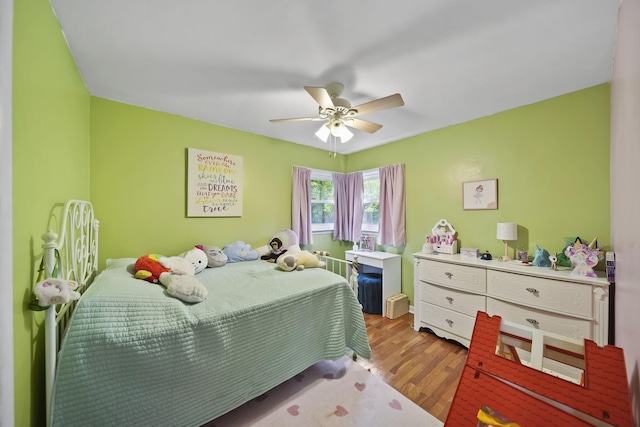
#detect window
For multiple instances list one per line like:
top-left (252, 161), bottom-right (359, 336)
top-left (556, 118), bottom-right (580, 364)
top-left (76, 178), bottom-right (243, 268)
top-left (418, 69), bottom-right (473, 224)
top-left (309, 168), bottom-right (379, 234)
top-left (310, 170), bottom-right (334, 232)
top-left (362, 169), bottom-right (379, 233)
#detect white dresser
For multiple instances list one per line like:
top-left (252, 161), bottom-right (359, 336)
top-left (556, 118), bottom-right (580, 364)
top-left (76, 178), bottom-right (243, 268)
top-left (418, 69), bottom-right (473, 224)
top-left (413, 253), bottom-right (611, 347)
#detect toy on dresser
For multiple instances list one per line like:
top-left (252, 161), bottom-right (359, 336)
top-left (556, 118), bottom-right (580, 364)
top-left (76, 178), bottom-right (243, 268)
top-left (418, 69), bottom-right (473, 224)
top-left (564, 236), bottom-right (603, 278)
top-left (424, 219), bottom-right (458, 254)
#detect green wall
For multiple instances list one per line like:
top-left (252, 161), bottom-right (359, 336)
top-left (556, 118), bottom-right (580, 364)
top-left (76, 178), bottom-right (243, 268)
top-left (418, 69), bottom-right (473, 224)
top-left (12, 0), bottom-right (611, 423)
top-left (89, 98), bottom-right (350, 264)
top-left (12, 0), bottom-right (91, 425)
top-left (91, 85), bottom-right (610, 305)
top-left (347, 84), bottom-right (611, 302)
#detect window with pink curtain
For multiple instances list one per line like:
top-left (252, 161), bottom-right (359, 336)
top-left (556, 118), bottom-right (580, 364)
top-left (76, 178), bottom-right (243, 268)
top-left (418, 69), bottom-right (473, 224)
top-left (291, 166), bottom-right (313, 245)
top-left (377, 164), bottom-right (406, 247)
top-left (332, 172), bottom-right (363, 242)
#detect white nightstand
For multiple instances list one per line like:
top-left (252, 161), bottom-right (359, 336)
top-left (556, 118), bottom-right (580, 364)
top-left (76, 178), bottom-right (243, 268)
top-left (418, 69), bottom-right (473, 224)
top-left (345, 250), bottom-right (402, 317)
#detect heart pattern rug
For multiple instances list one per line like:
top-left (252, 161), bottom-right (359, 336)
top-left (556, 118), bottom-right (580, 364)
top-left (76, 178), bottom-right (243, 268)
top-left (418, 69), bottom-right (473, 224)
top-left (206, 356), bottom-right (444, 427)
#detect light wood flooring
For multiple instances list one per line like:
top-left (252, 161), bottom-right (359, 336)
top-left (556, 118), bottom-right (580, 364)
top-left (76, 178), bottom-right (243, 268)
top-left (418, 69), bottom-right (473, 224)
top-left (355, 312), bottom-right (468, 423)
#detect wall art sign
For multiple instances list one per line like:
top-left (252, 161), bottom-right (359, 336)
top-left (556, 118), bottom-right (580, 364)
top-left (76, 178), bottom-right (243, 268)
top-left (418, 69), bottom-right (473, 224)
top-left (187, 148), bottom-right (243, 217)
top-left (462, 179), bottom-right (498, 210)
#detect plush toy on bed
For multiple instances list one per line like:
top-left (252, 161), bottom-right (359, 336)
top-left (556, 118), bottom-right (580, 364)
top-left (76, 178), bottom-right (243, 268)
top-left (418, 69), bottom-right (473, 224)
top-left (181, 247), bottom-right (209, 273)
top-left (276, 247), bottom-right (326, 272)
top-left (134, 250), bottom-right (208, 303)
top-left (261, 229), bottom-right (299, 263)
top-left (260, 237), bottom-right (287, 262)
top-left (196, 244), bottom-right (228, 268)
top-left (33, 278), bottom-right (80, 307)
top-left (222, 241), bottom-right (265, 263)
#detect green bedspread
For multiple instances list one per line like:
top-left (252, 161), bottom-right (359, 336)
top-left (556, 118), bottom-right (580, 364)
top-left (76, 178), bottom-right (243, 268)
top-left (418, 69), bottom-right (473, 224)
top-left (50, 259), bottom-right (371, 426)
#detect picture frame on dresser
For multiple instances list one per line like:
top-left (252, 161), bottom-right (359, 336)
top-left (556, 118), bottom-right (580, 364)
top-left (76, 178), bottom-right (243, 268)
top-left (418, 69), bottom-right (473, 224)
top-left (462, 179), bottom-right (498, 210)
top-left (359, 235), bottom-right (375, 252)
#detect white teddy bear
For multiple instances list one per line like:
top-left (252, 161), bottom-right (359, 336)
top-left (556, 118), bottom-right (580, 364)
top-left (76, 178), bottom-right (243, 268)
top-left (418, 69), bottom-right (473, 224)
top-left (33, 278), bottom-right (80, 307)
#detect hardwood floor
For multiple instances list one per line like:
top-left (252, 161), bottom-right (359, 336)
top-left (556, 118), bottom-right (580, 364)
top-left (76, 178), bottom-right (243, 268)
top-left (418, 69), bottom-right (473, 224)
top-left (355, 312), bottom-right (468, 423)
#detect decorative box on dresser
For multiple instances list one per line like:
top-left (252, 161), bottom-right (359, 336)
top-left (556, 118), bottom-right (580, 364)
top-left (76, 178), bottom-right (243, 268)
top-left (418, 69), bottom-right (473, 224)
top-left (413, 253), bottom-right (611, 348)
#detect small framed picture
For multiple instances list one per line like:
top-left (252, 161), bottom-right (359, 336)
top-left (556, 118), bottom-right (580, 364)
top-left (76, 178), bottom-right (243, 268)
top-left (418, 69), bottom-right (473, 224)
top-left (462, 179), bottom-right (498, 210)
top-left (359, 235), bottom-right (375, 252)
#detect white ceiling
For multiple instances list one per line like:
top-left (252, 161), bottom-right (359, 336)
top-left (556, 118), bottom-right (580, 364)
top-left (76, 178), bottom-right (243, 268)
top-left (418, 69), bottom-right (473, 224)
top-left (50, 0), bottom-right (620, 155)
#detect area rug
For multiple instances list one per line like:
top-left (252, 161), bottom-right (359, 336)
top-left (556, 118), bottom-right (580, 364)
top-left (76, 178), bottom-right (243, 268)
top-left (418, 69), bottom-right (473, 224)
top-left (207, 356), bottom-right (444, 427)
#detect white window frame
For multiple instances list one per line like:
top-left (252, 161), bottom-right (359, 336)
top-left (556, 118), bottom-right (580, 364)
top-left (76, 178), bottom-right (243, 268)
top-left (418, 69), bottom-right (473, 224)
top-left (310, 169), bottom-right (334, 233)
top-left (362, 169), bottom-right (380, 233)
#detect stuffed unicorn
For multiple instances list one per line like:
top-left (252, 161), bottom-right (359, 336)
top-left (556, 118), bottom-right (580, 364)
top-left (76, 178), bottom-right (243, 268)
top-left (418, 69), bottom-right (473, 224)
top-left (33, 278), bottom-right (80, 307)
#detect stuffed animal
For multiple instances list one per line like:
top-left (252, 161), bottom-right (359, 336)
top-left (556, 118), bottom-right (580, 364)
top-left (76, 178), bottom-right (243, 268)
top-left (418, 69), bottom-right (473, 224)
top-left (276, 250), bottom-right (326, 272)
top-left (222, 241), bottom-right (261, 263)
top-left (261, 229), bottom-right (299, 262)
top-left (532, 245), bottom-right (551, 267)
top-left (261, 237), bottom-right (287, 263)
top-left (196, 244), bottom-right (228, 268)
top-left (549, 253), bottom-right (558, 271)
top-left (179, 247), bottom-right (208, 273)
top-left (134, 253), bottom-right (208, 303)
top-left (33, 278), bottom-right (80, 307)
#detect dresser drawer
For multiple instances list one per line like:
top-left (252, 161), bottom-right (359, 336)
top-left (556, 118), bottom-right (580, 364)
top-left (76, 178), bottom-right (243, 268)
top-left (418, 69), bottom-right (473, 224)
top-left (419, 260), bottom-right (486, 293)
top-left (487, 270), bottom-right (592, 317)
top-left (487, 298), bottom-right (591, 340)
top-left (420, 301), bottom-right (477, 341)
top-left (420, 282), bottom-right (485, 317)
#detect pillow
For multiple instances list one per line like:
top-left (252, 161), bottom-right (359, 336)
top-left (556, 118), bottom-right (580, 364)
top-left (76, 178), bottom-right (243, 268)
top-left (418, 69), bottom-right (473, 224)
top-left (106, 258), bottom-right (137, 270)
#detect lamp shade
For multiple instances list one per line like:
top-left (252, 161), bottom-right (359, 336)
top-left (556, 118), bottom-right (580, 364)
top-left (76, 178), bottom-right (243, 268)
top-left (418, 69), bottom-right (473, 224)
top-left (339, 126), bottom-right (353, 142)
top-left (315, 124), bottom-right (330, 141)
top-left (496, 222), bottom-right (518, 241)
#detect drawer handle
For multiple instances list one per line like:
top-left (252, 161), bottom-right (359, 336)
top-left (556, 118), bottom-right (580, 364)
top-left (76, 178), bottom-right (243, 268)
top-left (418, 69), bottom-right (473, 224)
top-left (445, 296), bottom-right (454, 304)
top-left (445, 319), bottom-right (453, 327)
top-left (445, 272), bottom-right (453, 279)
top-left (526, 318), bottom-right (539, 327)
top-left (526, 287), bottom-right (539, 294)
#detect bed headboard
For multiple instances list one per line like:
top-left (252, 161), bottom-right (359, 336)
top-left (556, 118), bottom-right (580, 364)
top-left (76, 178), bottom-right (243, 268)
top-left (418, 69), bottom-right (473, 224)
top-left (42, 200), bottom-right (99, 425)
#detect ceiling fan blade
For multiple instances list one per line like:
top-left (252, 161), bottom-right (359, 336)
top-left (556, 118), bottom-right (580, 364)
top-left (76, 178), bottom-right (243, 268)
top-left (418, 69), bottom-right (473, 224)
top-left (352, 93), bottom-right (404, 116)
top-left (304, 86), bottom-right (335, 110)
top-left (346, 118), bottom-right (383, 134)
top-left (269, 117), bottom-right (323, 123)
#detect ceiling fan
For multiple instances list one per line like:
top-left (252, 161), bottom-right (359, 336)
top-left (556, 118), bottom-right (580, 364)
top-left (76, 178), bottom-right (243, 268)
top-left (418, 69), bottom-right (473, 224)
top-left (270, 83), bottom-right (404, 143)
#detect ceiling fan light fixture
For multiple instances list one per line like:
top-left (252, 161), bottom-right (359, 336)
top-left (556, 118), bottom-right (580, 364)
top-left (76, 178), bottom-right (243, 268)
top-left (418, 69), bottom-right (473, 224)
top-left (339, 127), bottom-right (353, 143)
top-left (270, 83), bottom-right (404, 148)
top-left (328, 120), bottom-right (353, 142)
top-left (315, 124), bottom-right (331, 142)
top-left (329, 120), bottom-right (345, 137)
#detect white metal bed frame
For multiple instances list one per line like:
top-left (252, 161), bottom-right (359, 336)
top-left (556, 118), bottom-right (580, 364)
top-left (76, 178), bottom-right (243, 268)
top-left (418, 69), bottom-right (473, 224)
top-left (319, 253), bottom-right (359, 299)
top-left (39, 202), bottom-right (364, 425)
top-left (41, 200), bottom-right (99, 426)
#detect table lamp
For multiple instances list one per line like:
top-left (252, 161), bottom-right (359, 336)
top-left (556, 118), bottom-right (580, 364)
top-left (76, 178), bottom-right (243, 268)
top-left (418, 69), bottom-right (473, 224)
top-left (496, 222), bottom-right (518, 261)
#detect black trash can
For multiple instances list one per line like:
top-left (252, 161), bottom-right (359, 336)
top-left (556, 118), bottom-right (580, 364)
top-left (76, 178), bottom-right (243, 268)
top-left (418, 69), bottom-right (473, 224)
top-left (357, 273), bottom-right (383, 314)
